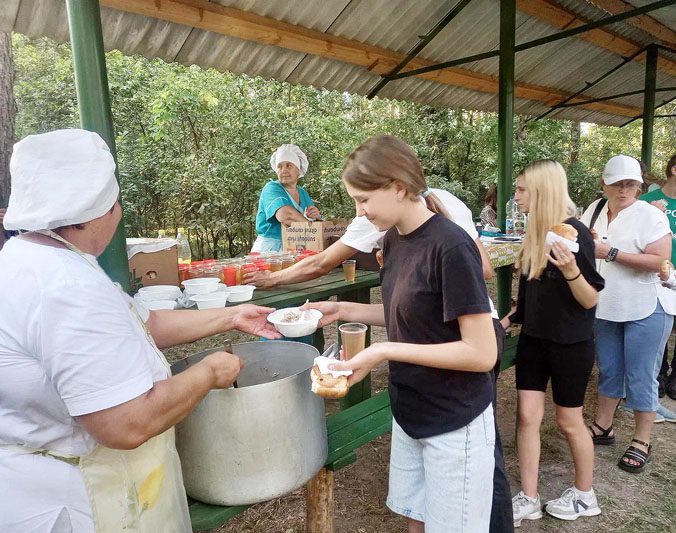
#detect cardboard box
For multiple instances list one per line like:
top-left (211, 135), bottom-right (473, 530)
top-left (127, 239), bottom-right (179, 287)
top-left (281, 219), bottom-right (348, 252)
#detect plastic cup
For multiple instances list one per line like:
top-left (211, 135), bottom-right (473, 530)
top-left (342, 259), bottom-right (356, 283)
top-left (339, 323), bottom-right (368, 360)
top-left (223, 266), bottom-right (238, 286)
top-left (268, 259), bottom-right (282, 272)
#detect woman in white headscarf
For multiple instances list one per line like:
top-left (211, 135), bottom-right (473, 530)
top-left (251, 144), bottom-right (320, 252)
top-left (0, 129), bottom-right (281, 532)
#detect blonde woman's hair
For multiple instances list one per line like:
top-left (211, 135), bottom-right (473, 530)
top-left (341, 135), bottom-right (452, 220)
top-left (517, 159), bottom-right (576, 280)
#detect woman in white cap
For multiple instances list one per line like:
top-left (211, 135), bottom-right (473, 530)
top-left (0, 129), bottom-right (281, 532)
top-left (252, 144), bottom-right (320, 252)
top-left (580, 155), bottom-right (672, 474)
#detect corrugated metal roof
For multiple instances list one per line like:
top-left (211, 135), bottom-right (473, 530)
top-left (3, 0), bottom-right (675, 126)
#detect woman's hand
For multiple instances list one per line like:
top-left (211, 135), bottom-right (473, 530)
top-left (201, 351), bottom-right (244, 388)
top-left (299, 300), bottom-right (340, 327)
top-left (243, 270), bottom-right (277, 289)
top-left (546, 240), bottom-right (579, 278)
top-left (232, 304), bottom-right (282, 339)
top-left (305, 205), bottom-right (321, 220)
top-left (594, 238), bottom-right (611, 260)
top-left (328, 342), bottom-right (389, 386)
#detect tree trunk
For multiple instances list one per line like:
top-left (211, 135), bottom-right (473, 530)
top-left (569, 121), bottom-right (581, 167)
top-left (0, 32), bottom-right (15, 209)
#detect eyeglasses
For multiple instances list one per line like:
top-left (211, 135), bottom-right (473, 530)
top-left (606, 181), bottom-right (640, 190)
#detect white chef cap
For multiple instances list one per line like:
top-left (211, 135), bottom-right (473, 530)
top-left (269, 144), bottom-right (309, 177)
top-left (4, 129), bottom-right (120, 231)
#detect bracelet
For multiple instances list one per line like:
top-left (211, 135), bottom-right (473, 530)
top-left (564, 271), bottom-right (582, 281)
top-left (604, 247), bottom-right (619, 262)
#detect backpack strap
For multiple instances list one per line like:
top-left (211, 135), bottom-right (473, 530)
top-left (589, 198), bottom-right (607, 230)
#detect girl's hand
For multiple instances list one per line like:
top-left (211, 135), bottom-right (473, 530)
top-left (299, 300), bottom-right (340, 327)
top-left (546, 240), bottom-right (578, 278)
top-left (328, 342), bottom-right (389, 386)
top-left (243, 270), bottom-right (277, 288)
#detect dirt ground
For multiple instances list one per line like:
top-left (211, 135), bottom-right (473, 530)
top-left (165, 289), bottom-right (676, 533)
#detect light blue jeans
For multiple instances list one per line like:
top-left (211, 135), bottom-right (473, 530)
top-left (386, 405), bottom-right (495, 533)
top-left (595, 301), bottom-right (673, 412)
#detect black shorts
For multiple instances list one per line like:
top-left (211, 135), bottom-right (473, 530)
top-left (515, 333), bottom-right (594, 408)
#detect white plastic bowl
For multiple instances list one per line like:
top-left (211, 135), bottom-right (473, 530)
top-left (220, 285), bottom-right (256, 303)
top-left (190, 292), bottom-right (228, 310)
top-left (181, 277), bottom-right (221, 295)
top-left (144, 299), bottom-right (178, 310)
top-left (267, 307), bottom-right (323, 338)
top-left (137, 285), bottom-right (182, 301)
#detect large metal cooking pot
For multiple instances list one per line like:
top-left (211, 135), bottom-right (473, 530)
top-left (171, 341), bottom-right (327, 506)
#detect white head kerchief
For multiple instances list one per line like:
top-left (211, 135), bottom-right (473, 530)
top-left (4, 129), bottom-right (119, 231)
top-left (269, 144), bottom-right (309, 177)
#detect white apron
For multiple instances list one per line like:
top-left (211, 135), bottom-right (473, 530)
top-left (3, 231), bottom-right (191, 532)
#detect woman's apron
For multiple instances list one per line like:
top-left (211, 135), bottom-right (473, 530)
top-left (2, 231), bottom-right (191, 532)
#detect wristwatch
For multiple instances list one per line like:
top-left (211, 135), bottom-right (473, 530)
top-left (604, 247), bottom-right (619, 262)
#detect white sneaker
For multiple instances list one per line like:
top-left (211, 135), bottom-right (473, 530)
top-left (544, 487), bottom-right (602, 521)
top-left (512, 491), bottom-right (543, 527)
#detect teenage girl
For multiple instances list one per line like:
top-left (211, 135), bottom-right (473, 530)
top-left (502, 160), bottom-right (604, 526)
top-left (306, 135), bottom-right (497, 533)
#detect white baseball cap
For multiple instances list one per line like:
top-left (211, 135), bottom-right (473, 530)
top-left (602, 155), bottom-right (643, 185)
top-left (4, 129), bottom-right (119, 231)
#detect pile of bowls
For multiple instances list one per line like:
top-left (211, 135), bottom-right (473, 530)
top-left (182, 278), bottom-right (256, 309)
top-left (135, 285), bottom-right (182, 310)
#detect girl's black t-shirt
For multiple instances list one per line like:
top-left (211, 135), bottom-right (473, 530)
top-left (511, 217), bottom-right (604, 344)
top-left (381, 214), bottom-right (493, 439)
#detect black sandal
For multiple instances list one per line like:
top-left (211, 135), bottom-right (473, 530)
top-left (588, 421), bottom-right (615, 445)
top-left (618, 438), bottom-right (652, 474)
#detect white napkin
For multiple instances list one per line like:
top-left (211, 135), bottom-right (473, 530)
top-left (545, 231), bottom-right (579, 253)
top-left (313, 356), bottom-right (352, 377)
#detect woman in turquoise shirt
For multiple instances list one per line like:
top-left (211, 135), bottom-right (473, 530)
top-left (252, 144), bottom-right (320, 252)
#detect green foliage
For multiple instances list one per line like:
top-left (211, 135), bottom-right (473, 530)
top-left (12, 35), bottom-right (675, 257)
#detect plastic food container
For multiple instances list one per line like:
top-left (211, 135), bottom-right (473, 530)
top-left (182, 277), bottom-right (221, 295)
top-left (137, 285), bottom-right (182, 301)
top-left (221, 285), bottom-right (256, 303)
top-left (267, 307), bottom-right (323, 337)
top-left (143, 299), bottom-right (178, 310)
top-left (190, 292), bottom-right (228, 310)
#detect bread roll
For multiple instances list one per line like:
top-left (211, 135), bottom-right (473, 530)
top-left (659, 259), bottom-right (674, 281)
top-left (551, 223), bottom-right (578, 242)
top-left (311, 366), bottom-right (349, 399)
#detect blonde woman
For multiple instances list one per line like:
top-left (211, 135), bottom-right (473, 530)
top-left (502, 160), bottom-right (604, 526)
top-left (305, 135), bottom-right (497, 532)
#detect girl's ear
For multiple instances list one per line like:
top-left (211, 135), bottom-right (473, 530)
top-left (392, 180), bottom-right (407, 201)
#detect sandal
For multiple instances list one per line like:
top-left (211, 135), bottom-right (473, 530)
top-left (588, 421), bottom-right (615, 445)
top-left (618, 438), bottom-right (652, 474)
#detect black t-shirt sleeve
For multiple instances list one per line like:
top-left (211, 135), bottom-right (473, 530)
top-left (570, 218), bottom-right (604, 291)
top-left (440, 240), bottom-right (491, 323)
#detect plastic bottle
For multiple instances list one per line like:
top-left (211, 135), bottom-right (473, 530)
top-left (513, 204), bottom-right (526, 236)
top-left (157, 229), bottom-right (166, 239)
top-left (505, 196), bottom-right (515, 235)
top-left (176, 227), bottom-right (192, 265)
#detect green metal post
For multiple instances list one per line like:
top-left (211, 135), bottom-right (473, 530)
top-left (641, 44), bottom-right (658, 170)
top-left (496, 0), bottom-right (516, 318)
top-left (66, 0), bottom-right (130, 291)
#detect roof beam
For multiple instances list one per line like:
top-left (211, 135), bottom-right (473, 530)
top-left (584, 0), bottom-right (676, 46)
top-left (100, 0), bottom-right (641, 117)
top-left (517, 0), bottom-right (676, 77)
